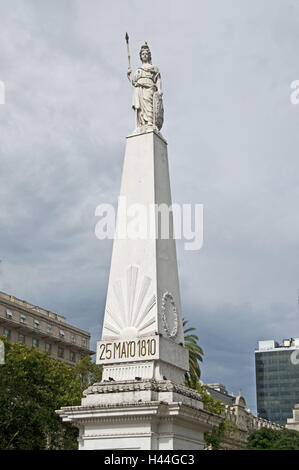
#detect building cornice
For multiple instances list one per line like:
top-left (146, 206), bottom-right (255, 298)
top-left (0, 294), bottom-right (91, 337)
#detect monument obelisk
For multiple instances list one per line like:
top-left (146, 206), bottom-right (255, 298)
top-left (57, 37), bottom-right (221, 450)
top-left (97, 38), bottom-right (188, 384)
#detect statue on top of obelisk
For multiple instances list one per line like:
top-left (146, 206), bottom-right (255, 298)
top-left (126, 33), bottom-right (164, 131)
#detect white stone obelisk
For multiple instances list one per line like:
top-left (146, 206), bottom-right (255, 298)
top-left (97, 128), bottom-right (189, 384)
top-left (57, 40), bottom-right (221, 449)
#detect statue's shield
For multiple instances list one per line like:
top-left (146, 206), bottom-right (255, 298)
top-left (153, 92), bottom-right (164, 131)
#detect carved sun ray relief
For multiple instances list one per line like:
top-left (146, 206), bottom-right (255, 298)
top-left (103, 265), bottom-right (157, 339)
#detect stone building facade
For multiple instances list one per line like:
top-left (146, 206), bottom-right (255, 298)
top-left (286, 404), bottom-right (299, 432)
top-left (206, 384), bottom-right (283, 449)
top-left (0, 291), bottom-right (94, 366)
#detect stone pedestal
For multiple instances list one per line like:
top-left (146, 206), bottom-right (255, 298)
top-left (56, 128), bottom-right (216, 449)
top-left (57, 379), bottom-right (221, 450)
top-left (286, 404), bottom-right (299, 432)
top-left (57, 118), bottom-right (215, 447)
top-left (56, 129), bottom-right (214, 449)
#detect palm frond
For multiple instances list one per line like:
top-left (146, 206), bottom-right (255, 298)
top-left (183, 318), bottom-right (204, 388)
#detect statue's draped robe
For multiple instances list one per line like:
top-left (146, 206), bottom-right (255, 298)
top-left (132, 64), bottom-right (161, 128)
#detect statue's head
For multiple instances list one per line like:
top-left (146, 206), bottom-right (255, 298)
top-left (139, 42), bottom-right (152, 64)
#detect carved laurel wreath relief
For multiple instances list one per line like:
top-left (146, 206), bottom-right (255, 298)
top-left (103, 265), bottom-right (156, 338)
top-left (161, 291), bottom-right (178, 339)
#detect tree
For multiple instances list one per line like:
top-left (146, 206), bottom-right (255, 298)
top-left (74, 354), bottom-right (102, 390)
top-left (193, 382), bottom-right (234, 450)
top-left (247, 427), bottom-right (299, 450)
top-left (0, 337), bottom-right (101, 450)
top-left (182, 321), bottom-right (235, 449)
top-left (183, 319), bottom-right (204, 388)
top-left (194, 382), bottom-right (225, 415)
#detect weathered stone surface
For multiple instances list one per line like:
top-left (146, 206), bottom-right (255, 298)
top-left (57, 379), bottom-right (221, 450)
top-left (127, 41), bottom-right (164, 131)
top-left (286, 404), bottom-right (299, 432)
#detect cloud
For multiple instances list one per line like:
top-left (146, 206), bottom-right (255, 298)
top-left (0, 0), bottom-right (299, 416)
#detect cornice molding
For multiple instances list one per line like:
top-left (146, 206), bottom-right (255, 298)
top-left (83, 379), bottom-right (203, 401)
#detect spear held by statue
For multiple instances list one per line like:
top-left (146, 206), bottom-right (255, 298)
top-left (125, 32), bottom-right (132, 80)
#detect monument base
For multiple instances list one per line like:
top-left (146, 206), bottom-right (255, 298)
top-left (57, 379), bottom-right (222, 450)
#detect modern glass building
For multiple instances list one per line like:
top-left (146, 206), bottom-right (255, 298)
top-left (255, 338), bottom-right (299, 426)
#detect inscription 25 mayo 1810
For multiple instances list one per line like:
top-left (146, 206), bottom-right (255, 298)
top-left (96, 335), bottom-right (159, 365)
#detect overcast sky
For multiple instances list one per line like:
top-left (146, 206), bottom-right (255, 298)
top-left (0, 0), bottom-right (299, 414)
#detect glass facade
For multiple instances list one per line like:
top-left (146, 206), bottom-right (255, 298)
top-left (255, 348), bottom-right (299, 425)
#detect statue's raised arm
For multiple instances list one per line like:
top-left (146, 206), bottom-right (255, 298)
top-left (125, 35), bottom-right (164, 132)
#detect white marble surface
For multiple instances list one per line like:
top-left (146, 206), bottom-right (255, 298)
top-left (98, 130), bottom-right (188, 383)
top-left (57, 379), bottom-right (220, 450)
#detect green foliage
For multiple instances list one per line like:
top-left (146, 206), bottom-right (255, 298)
top-left (182, 320), bottom-right (231, 449)
top-left (183, 319), bottom-right (204, 388)
top-left (194, 382), bottom-right (225, 415)
top-left (0, 337), bottom-right (101, 450)
top-left (193, 382), bottom-right (234, 450)
top-left (74, 354), bottom-right (102, 390)
top-left (204, 421), bottom-right (228, 450)
top-left (247, 427), bottom-right (299, 450)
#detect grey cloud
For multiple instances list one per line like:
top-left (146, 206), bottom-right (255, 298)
top-left (0, 0), bottom-right (299, 415)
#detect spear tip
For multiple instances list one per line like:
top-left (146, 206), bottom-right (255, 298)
top-left (125, 32), bottom-right (129, 43)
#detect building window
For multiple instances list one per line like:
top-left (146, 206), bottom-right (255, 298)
top-left (45, 343), bottom-right (52, 352)
top-left (4, 328), bottom-right (11, 339)
top-left (58, 347), bottom-right (64, 358)
top-left (34, 320), bottom-right (39, 329)
top-left (32, 338), bottom-right (39, 348)
top-left (18, 334), bottom-right (25, 344)
top-left (81, 337), bottom-right (87, 347)
top-left (59, 329), bottom-right (65, 338)
top-left (70, 351), bottom-right (76, 362)
top-left (20, 314), bottom-right (26, 323)
top-left (6, 309), bottom-right (12, 319)
top-left (47, 325), bottom-right (52, 333)
top-left (71, 334), bottom-right (76, 343)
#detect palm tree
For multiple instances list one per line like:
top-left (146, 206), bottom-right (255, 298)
top-left (183, 319), bottom-right (204, 388)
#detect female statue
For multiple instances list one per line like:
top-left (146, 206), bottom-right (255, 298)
top-left (127, 41), bottom-right (164, 131)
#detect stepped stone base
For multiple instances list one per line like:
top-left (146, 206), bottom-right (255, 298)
top-left (57, 379), bottom-right (222, 450)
